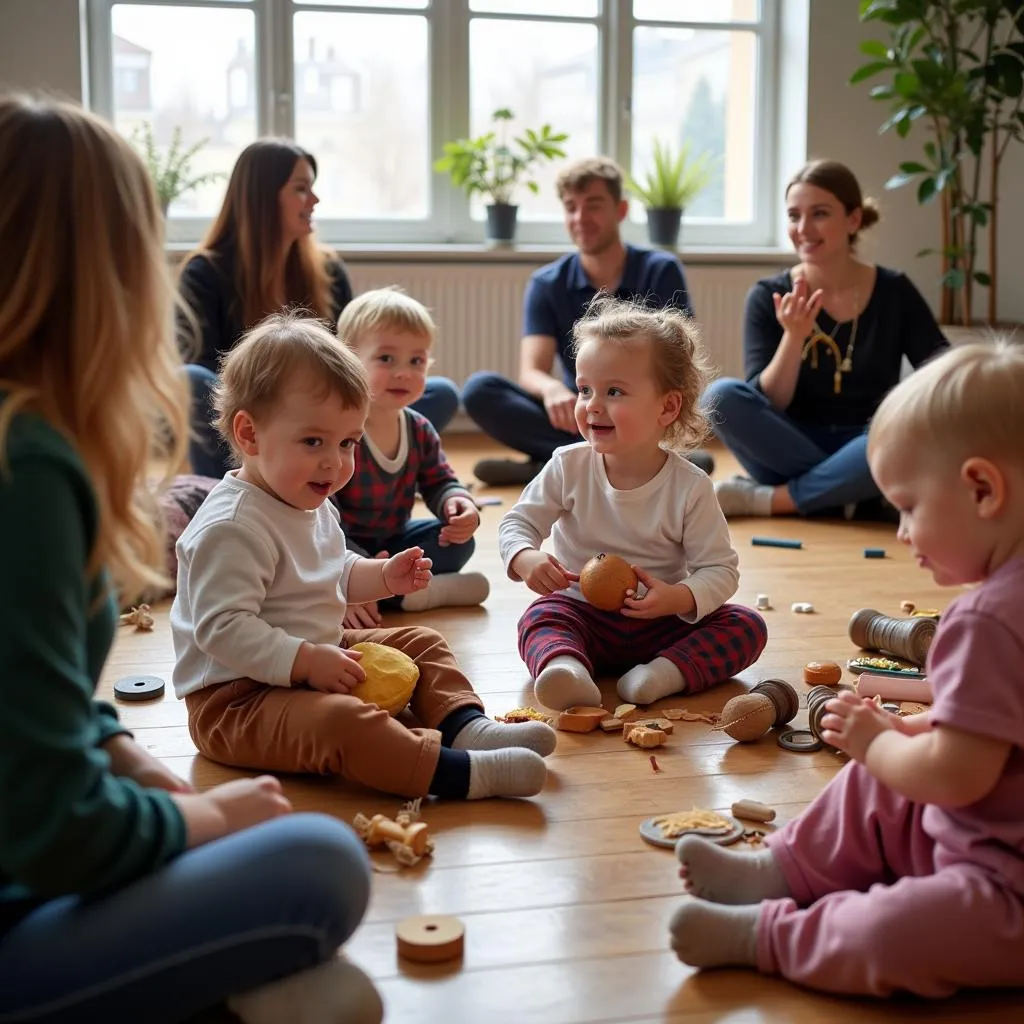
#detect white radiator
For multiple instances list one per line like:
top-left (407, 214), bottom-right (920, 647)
top-left (346, 260), bottom-right (773, 390)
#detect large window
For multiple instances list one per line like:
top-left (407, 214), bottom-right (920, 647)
top-left (87, 0), bottom-right (779, 246)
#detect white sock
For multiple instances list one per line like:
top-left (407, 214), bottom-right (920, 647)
top-left (400, 572), bottom-right (490, 612)
top-left (534, 655), bottom-right (601, 710)
top-left (466, 747), bottom-right (547, 799)
top-left (228, 957), bottom-right (383, 1024)
top-left (616, 657), bottom-right (685, 705)
top-left (676, 836), bottom-right (791, 905)
top-left (452, 716), bottom-right (557, 756)
top-left (669, 899), bottom-right (760, 969)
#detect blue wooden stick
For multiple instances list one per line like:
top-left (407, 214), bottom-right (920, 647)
top-left (751, 536), bottom-right (802, 549)
top-left (864, 548), bottom-right (886, 559)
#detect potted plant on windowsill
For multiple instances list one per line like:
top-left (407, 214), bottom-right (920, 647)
top-left (850, 0), bottom-right (1024, 332)
top-left (627, 138), bottom-right (717, 250)
top-left (434, 108), bottom-right (569, 246)
top-left (130, 122), bottom-right (224, 218)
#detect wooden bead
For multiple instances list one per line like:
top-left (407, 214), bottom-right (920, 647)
top-left (396, 915), bottom-right (465, 963)
top-left (721, 692), bottom-right (776, 742)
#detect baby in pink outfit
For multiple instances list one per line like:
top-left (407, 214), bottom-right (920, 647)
top-left (670, 339), bottom-right (1024, 998)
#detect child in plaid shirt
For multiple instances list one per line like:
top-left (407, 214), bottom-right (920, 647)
top-left (172, 313), bottom-right (554, 801)
top-left (334, 288), bottom-right (489, 627)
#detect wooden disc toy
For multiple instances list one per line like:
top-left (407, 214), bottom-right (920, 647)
top-left (751, 677), bottom-right (799, 724)
top-left (803, 660), bottom-right (842, 686)
top-left (395, 915), bottom-right (465, 963)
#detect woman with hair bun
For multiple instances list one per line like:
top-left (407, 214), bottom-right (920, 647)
top-left (705, 160), bottom-right (948, 520)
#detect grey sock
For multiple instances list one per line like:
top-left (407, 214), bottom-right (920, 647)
top-left (466, 747), bottom-right (547, 799)
top-left (534, 655), bottom-right (601, 710)
top-left (669, 899), bottom-right (760, 969)
top-left (616, 657), bottom-right (685, 705)
top-left (676, 836), bottom-right (791, 904)
top-left (400, 571), bottom-right (490, 612)
top-left (452, 716), bottom-right (557, 756)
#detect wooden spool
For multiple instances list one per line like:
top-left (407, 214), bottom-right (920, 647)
top-left (848, 607), bottom-right (935, 667)
top-left (806, 685), bottom-right (840, 750)
top-left (395, 915), bottom-right (465, 963)
top-left (750, 678), bottom-right (799, 726)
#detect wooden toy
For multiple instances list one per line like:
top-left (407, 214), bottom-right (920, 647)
top-left (630, 717), bottom-right (675, 735)
top-left (806, 684), bottom-right (842, 752)
top-left (803, 660), bottom-right (842, 686)
top-left (579, 552), bottom-right (638, 611)
top-left (613, 703), bottom-right (636, 719)
top-left (719, 678), bottom-right (799, 742)
top-left (731, 799), bottom-right (776, 823)
top-left (752, 536), bottom-right (802, 549)
top-left (119, 604), bottom-right (154, 631)
top-left (756, 593), bottom-right (772, 610)
top-left (599, 716), bottom-right (625, 732)
top-left (625, 725), bottom-right (667, 748)
top-left (849, 607), bottom-right (935, 666)
top-left (396, 915), bottom-right (465, 963)
top-left (353, 800), bottom-right (434, 867)
top-left (348, 642), bottom-right (419, 715)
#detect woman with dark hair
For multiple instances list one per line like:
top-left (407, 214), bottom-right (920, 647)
top-left (704, 159), bottom-right (949, 520)
top-left (180, 138), bottom-right (459, 477)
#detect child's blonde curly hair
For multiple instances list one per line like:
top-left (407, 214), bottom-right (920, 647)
top-left (571, 294), bottom-right (712, 453)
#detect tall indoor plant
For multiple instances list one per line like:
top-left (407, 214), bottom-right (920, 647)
top-left (434, 108), bottom-right (568, 245)
top-left (850, 0), bottom-right (1024, 327)
top-left (627, 138), bottom-right (717, 249)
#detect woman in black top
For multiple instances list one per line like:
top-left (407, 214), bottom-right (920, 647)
top-left (179, 139), bottom-right (459, 477)
top-left (704, 160), bottom-right (948, 519)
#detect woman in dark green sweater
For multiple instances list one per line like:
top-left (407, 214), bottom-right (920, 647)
top-left (0, 96), bottom-right (379, 1024)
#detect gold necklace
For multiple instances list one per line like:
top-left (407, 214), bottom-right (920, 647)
top-left (802, 300), bottom-right (860, 395)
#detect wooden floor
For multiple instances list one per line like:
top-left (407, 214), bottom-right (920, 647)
top-left (103, 436), bottom-right (1018, 1022)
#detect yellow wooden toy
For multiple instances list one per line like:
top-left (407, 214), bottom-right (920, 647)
top-left (347, 642), bottom-right (419, 715)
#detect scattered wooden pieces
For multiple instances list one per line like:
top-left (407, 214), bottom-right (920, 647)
top-left (662, 708), bottom-right (720, 724)
top-left (598, 716), bottom-right (625, 732)
top-left (624, 725), bottom-right (667, 749)
top-left (630, 717), bottom-right (674, 735)
top-left (649, 754), bottom-right (662, 773)
top-left (353, 799), bottom-right (433, 868)
top-left (119, 604), bottom-right (154, 631)
top-left (613, 702), bottom-right (637, 719)
top-left (557, 705), bottom-right (609, 733)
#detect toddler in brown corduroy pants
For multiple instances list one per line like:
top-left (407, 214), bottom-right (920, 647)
top-left (171, 313), bottom-right (555, 799)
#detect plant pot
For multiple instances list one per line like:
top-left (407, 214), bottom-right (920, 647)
top-left (485, 203), bottom-right (518, 247)
top-left (646, 207), bottom-right (683, 249)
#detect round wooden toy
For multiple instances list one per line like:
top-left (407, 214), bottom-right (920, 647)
top-left (113, 675), bottom-right (165, 702)
top-left (395, 915), bottom-right (465, 963)
top-left (639, 815), bottom-right (745, 849)
top-left (751, 677), bottom-right (799, 725)
top-left (802, 660), bottom-right (842, 686)
top-left (848, 607), bottom-right (935, 667)
top-left (579, 553), bottom-right (638, 612)
top-left (806, 685), bottom-right (842, 751)
top-left (720, 692), bottom-right (776, 742)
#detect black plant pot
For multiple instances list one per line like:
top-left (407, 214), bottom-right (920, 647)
top-left (485, 203), bottom-right (518, 247)
top-left (646, 207), bottom-right (683, 249)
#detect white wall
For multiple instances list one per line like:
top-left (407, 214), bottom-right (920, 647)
top-left (0, 0), bottom-right (1020, 322)
top-left (0, 0), bottom-right (84, 101)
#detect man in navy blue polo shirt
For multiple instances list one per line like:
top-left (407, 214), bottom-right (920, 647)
top-left (462, 156), bottom-right (714, 485)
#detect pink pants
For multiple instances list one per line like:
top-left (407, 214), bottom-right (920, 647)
top-left (761, 760), bottom-right (1024, 996)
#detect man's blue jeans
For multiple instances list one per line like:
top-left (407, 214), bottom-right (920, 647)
top-left (186, 365), bottom-right (462, 479)
top-left (703, 378), bottom-right (880, 514)
top-left (0, 815), bottom-right (371, 1024)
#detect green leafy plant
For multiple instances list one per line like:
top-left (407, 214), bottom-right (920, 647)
top-left (627, 138), bottom-right (717, 210)
top-left (434, 108), bottom-right (569, 205)
top-left (130, 122), bottom-right (224, 214)
top-left (850, 0), bottom-right (1024, 326)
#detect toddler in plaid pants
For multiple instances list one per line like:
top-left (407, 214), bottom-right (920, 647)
top-left (499, 296), bottom-right (767, 711)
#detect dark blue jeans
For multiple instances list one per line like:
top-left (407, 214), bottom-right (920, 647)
top-left (186, 365), bottom-right (461, 479)
top-left (0, 815), bottom-right (371, 1024)
top-left (348, 518), bottom-right (475, 609)
top-left (462, 371), bottom-right (579, 462)
top-left (702, 378), bottom-right (879, 514)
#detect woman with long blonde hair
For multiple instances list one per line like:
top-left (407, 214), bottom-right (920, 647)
top-left (0, 95), bottom-right (380, 1024)
top-left (180, 138), bottom-right (459, 476)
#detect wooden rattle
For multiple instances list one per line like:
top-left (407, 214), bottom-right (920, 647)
top-left (849, 607), bottom-right (935, 667)
top-left (719, 678), bottom-right (799, 742)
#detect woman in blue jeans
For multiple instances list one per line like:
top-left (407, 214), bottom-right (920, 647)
top-left (0, 96), bottom-right (379, 1024)
top-left (179, 138), bottom-right (459, 479)
top-left (705, 160), bottom-right (947, 519)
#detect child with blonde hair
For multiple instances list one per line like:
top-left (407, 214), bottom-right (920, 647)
top-left (172, 312), bottom-right (555, 805)
top-left (0, 95), bottom-right (382, 1024)
top-left (334, 287), bottom-right (488, 627)
top-left (498, 295), bottom-right (767, 711)
top-left (671, 340), bottom-right (1024, 997)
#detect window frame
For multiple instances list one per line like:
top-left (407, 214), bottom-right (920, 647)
top-left (86, 0), bottom-right (781, 247)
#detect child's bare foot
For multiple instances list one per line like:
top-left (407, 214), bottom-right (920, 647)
top-left (676, 836), bottom-right (790, 904)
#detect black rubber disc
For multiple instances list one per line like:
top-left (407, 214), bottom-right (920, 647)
top-left (114, 675), bottom-right (165, 702)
